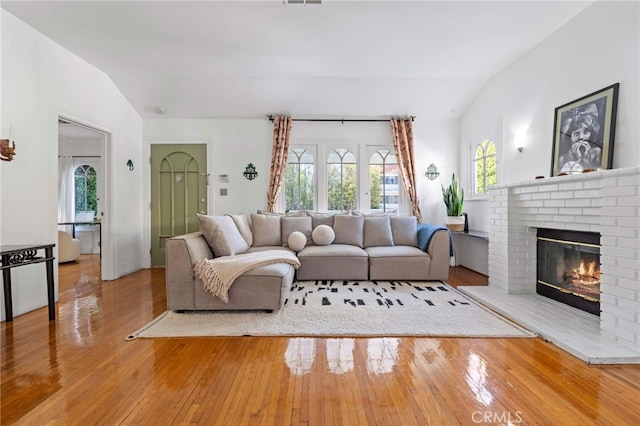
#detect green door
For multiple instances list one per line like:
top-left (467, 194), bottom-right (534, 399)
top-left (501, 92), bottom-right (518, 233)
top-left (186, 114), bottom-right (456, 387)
top-left (151, 144), bottom-right (207, 266)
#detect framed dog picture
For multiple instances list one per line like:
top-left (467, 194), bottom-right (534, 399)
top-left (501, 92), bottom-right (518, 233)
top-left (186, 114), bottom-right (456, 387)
top-left (551, 83), bottom-right (619, 176)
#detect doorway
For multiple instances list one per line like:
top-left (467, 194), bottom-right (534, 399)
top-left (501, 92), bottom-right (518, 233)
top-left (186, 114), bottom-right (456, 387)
top-left (150, 144), bottom-right (208, 266)
top-left (58, 119), bottom-right (107, 278)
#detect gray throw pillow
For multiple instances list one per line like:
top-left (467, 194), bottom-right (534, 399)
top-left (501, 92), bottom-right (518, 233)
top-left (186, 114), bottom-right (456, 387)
top-left (227, 214), bottom-right (253, 247)
top-left (309, 212), bottom-right (334, 229)
top-left (251, 213), bottom-right (282, 246)
top-left (390, 216), bottom-right (418, 246)
top-left (196, 214), bottom-right (249, 257)
top-left (364, 215), bottom-right (394, 248)
top-left (281, 216), bottom-right (312, 247)
top-left (333, 215), bottom-right (364, 247)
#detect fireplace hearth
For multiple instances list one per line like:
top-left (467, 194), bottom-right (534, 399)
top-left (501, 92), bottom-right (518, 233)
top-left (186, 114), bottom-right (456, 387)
top-left (537, 228), bottom-right (601, 316)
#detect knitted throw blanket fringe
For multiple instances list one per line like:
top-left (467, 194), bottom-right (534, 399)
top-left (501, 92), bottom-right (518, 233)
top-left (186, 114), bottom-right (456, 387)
top-left (194, 250), bottom-right (301, 303)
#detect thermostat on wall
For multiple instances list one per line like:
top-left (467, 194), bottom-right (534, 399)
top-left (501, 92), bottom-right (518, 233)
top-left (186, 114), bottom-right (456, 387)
top-left (219, 174), bottom-right (229, 182)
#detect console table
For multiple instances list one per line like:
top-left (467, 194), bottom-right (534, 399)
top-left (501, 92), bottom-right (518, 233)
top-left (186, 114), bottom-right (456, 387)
top-left (1, 244), bottom-right (56, 322)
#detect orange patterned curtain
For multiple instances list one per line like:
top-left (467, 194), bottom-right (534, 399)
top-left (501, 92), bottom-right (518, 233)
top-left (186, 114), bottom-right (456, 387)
top-left (267, 116), bottom-right (293, 212)
top-left (390, 117), bottom-right (422, 222)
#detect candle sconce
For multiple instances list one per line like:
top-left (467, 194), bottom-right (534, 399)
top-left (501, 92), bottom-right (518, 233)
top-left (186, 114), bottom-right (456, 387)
top-left (243, 163), bottom-right (258, 181)
top-left (0, 139), bottom-right (16, 162)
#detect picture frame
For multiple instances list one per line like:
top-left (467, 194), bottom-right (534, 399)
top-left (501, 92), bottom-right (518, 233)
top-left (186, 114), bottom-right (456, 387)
top-left (551, 83), bottom-right (619, 176)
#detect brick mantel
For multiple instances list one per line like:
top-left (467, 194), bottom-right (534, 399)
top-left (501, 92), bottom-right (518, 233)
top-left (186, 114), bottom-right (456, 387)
top-left (488, 167), bottom-right (639, 346)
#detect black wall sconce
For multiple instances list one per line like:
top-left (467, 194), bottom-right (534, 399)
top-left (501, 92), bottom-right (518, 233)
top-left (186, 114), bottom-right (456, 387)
top-left (424, 163), bottom-right (440, 180)
top-left (243, 163), bottom-right (258, 180)
top-left (126, 159), bottom-right (134, 171)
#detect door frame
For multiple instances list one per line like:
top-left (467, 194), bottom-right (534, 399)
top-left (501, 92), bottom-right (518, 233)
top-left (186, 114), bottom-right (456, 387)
top-left (143, 139), bottom-right (211, 268)
top-left (55, 112), bottom-right (114, 280)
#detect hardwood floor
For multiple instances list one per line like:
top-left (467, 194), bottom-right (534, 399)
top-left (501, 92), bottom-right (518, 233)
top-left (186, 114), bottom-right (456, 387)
top-left (2, 256), bottom-right (639, 425)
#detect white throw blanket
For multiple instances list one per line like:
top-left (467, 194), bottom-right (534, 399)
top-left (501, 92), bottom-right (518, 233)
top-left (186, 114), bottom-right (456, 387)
top-left (194, 250), bottom-right (300, 303)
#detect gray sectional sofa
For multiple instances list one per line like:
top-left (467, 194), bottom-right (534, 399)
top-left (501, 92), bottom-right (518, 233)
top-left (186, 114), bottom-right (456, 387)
top-left (165, 212), bottom-right (450, 312)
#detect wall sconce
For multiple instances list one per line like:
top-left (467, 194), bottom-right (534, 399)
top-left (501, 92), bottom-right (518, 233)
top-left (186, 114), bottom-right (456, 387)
top-left (424, 163), bottom-right (440, 180)
top-left (515, 133), bottom-right (525, 153)
top-left (243, 163), bottom-right (258, 180)
top-left (0, 139), bottom-right (16, 162)
top-left (126, 159), bottom-right (134, 171)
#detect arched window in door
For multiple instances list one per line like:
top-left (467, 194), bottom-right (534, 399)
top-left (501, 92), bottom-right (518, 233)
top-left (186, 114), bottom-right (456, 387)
top-left (74, 164), bottom-right (97, 213)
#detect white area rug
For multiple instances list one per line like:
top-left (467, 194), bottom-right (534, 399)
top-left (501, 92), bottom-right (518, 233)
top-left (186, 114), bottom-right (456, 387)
top-left (127, 281), bottom-right (534, 339)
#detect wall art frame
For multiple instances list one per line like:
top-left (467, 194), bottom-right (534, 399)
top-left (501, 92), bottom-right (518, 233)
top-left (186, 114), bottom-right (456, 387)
top-left (551, 83), bottom-right (619, 176)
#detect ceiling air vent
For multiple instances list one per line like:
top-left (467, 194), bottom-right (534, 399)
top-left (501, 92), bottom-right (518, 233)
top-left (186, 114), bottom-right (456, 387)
top-left (285, 0), bottom-right (322, 5)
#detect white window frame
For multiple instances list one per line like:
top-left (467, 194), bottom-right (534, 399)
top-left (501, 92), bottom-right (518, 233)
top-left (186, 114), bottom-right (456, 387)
top-left (467, 121), bottom-right (503, 200)
top-left (282, 145), bottom-right (317, 213)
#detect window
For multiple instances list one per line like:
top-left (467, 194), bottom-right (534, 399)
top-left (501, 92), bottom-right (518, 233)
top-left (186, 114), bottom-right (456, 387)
top-left (74, 164), bottom-right (98, 213)
top-left (369, 149), bottom-right (399, 212)
top-left (474, 140), bottom-right (497, 194)
top-left (327, 148), bottom-right (357, 211)
top-left (285, 148), bottom-right (315, 212)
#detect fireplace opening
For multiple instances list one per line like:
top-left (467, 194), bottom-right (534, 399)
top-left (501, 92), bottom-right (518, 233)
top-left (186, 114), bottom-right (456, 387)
top-left (536, 228), bottom-right (601, 316)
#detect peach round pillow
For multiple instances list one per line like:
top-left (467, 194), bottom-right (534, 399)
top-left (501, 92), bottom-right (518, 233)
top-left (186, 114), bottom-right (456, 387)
top-left (312, 224), bottom-right (335, 246)
top-left (288, 231), bottom-right (307, 252)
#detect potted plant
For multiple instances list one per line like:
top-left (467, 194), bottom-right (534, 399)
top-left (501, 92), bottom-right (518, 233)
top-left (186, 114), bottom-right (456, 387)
top-left (441, 173), bottom-right (465, 232)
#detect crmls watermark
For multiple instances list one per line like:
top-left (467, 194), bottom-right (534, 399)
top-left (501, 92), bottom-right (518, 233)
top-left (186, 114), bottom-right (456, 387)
top-left (471, 410), bottom-right (523, 424)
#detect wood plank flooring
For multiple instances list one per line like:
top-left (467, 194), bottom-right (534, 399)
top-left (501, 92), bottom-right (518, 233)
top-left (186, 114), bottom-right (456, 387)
top-left (2, 256), bottom-right (639, 425)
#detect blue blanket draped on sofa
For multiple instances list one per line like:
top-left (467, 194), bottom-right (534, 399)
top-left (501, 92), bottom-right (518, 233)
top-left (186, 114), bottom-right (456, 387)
top-left (417, 223), bottom-right (454, 256)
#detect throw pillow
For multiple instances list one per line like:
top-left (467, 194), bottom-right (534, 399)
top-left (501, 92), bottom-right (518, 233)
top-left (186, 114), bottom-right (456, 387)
top-left (251, 213), bottom-right (282, 246)
top-left (363, 215), bottom-right (394, 248)
top-left (281, 216), bottom-right (312, 247)
top-left (288, 231), bottom-right (307, 252)
top-left (390, 216), bottom-right (418, 246)
top-left (312, 225), bottom-right (335, 246)
top-left (227, 214), bottom-right (253, 247)
top-left (309, 212), bottom-right (334, 229)
top-left (333, 215), bottom-right (364, 247)
top-left (196, 214), bottom-right (249, 257)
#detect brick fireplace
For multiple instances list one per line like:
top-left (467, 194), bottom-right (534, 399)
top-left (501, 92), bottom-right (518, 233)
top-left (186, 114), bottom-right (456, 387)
top-left (470, 167), bottom-right (639, 360)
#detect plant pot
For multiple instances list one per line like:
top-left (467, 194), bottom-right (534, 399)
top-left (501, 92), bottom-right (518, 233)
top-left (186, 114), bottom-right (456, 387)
top-left (444, 216), bottom-right (465, 232)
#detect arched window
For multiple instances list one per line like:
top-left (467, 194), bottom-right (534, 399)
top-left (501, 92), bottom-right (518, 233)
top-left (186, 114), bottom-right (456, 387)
top-left (369, 149), bottom-right (399, 212)
top-left (74, 164), bottom-right (97, 212)
top-left (285, 148), bottom-right (315, 212)
top-left (327, 148), bottom-right (357, 211)
top-left (474, 140), bottom-right (497, 194)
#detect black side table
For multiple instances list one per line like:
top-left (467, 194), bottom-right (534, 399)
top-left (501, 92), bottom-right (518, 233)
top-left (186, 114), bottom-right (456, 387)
top-left (1, 244), bottom-right (56, 322)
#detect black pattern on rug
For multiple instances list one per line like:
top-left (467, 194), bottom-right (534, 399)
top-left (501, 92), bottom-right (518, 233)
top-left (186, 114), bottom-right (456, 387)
top-left (285, 280), bottom-right (468, 309)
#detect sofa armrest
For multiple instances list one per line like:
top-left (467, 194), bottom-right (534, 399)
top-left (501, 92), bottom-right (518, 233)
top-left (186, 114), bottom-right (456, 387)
top-left (165, 232), bottom-right (213, 310)
top-left (426, 229), bottom-right (451, 280)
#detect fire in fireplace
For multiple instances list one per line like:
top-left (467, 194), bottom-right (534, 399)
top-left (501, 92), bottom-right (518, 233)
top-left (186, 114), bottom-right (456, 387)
top-left (536, 228), bottom-right (601, 316)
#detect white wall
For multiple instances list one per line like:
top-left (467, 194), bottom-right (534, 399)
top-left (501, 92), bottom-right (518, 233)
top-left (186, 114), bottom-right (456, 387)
top-left (460, 0), bottom-right (640, 233)
top-left (0, 11), bottom-right (144, 321)
top-left (144, 118), bottom-right (458, 232)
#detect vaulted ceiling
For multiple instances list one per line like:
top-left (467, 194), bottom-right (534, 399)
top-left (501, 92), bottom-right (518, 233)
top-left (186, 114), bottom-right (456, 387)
top-left (2, 1), bottom-right (594, 120)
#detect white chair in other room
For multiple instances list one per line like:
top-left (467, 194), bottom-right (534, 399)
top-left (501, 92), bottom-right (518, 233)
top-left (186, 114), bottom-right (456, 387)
top-left (58, 230), bottom-right (81, 263)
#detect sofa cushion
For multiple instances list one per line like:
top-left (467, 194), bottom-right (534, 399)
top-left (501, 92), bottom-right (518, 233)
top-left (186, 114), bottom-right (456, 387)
top-left (251, 213), bottom-right (281, 246)
top-left (364, 215), bottom-right (394, 247)
top-left (333, 214), bottom-right (364, 247)
top-left (281, 216), bottom-right (312, 247)
top-left (227, 214), bottom-right (253, 247)
top-left (196, 214), bottom-right (249, 257)
top-left (390, 216), bottom-right (418, 246)
top-left (309, 212), bottom-right (334, 229)
top-left (312, 224), bottom-right (335, 246)
top-left (288, 231), bottom-right (307, 252)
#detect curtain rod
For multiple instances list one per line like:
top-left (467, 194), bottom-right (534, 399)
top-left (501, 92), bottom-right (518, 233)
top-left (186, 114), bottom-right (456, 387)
top-left (58, 155), bottom-right (101, 158)
top-left (266, 115), bottom-right (415, 123)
